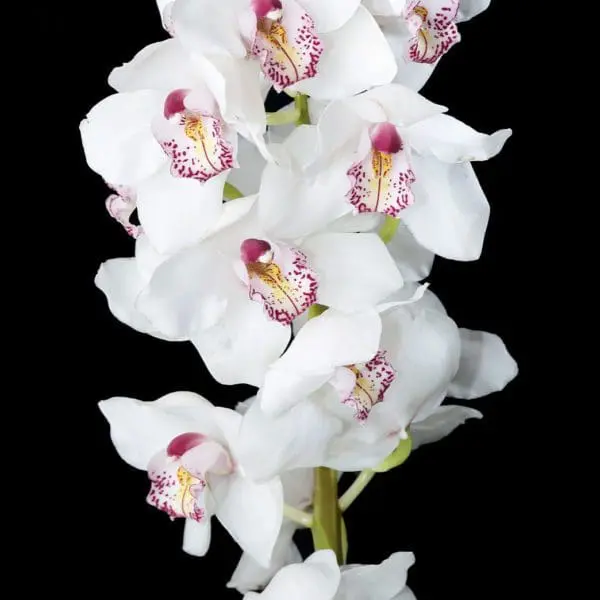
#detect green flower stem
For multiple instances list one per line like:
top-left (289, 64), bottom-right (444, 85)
top-left (311, 467), bottom-right (344, 564)
top-left (338, 469), bottom-right (376, 513)
top-left (307, 303), bottom-right (328, 319)
top-left (294, 93), bottom-right (311, 125)
top-left (223, 182), bottom-right (244, 200)
top-left (266, 107), bottom-right (301, 126)
top-left (379, 215), bottom-right (401, 244)
top-left (283, 504), bottom-right (313, 528)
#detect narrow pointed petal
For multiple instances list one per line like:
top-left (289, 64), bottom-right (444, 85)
top-left (411, 404), bottom-right (483, 449)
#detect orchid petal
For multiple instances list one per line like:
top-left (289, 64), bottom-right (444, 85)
top-left (290, 6), bottom-right (396, 100)
top-left (386, 220), bottom-right (434, 282)
top-left (411, 405), bottom-right (483, 449)
top-left (296, 0), bottom-right (361, 32)
top-left (401, 157), bottom-right (490, 261)
top-left (183, 518), bottom-right (212, 556)
top-left (408, 114), bottom-right (512, 163)
top-left (457, 0), bottom-right (491, 22)
top-left (448, 329), bottom-right (518, 400)
top-left (303, 232), bottom-right (404, 312)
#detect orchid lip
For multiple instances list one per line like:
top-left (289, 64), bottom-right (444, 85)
top-left (241, 238), bottom-right (273, 264)
top-left (163, 89), bottom-right (190, 120)
top-left (370, 123), bottom-right (403, 154)
top-left (166, 432), bottom-right (205, 457)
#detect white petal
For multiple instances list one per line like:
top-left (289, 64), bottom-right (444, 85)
top-left (108, 39), bottom-right (200, 92)
top-left (296, 0), bottom-right (361, 32)
top-left (95, 258), bottom-right (176, 340)
top-left (411, 405), bottom-right (483, 450)
top-left (237, 397), bottom-right (343, 481)
top-left (376, 308), bottom-right (461, 431)
top-left (80, 91), bottom-right (165, 186)
top-left (457, 0), bottom-right (491, 22)
top-left (98, 392), bottom-right (218, 470)
top-left (228, 521), bottom-right (301, 593)
top-left (212, 472), bottom-right (283, 568)
top-left (377, 18), bottom-right (436, 91)
top-left (171, 0), bottom-right (248, 58)
top-left (290, 6), bottom-right (396, 100)
top-left (359, 84), bottom-right (447, 127)
top-left (402, 158), bottom-right (490, 261)
top-left (337, 552), bottom-right (414, 600)
top-left (260, 309), bottom-right (382, 415)
top-left (409, 114), bottom-right (512, 163)
top-left (182, 518), bottom-right (212, 556)
top-left (392, 587), bottom-right (418, 600)
top-left (245, 550), bottom-right (340, 600)
top-left (387, 221), bottom-right (434, 282)
top-left (303, 232), bottom-right (404, 312)
top-left (448, 329), bottom-right (518, 400)
top-left (328, 212), bottom-right (383, 233)
top-left (228, 136), bottom-right (267, 196)
top-left (192, 291), bottom-right (291, 387)
top-left (281, 469), bottom-right (314, 508)
top-left (136, 166), bottom-right (226, 255)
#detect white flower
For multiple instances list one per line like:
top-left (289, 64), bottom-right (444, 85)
top-left (229, 467), bottom-right (313, 593)
top-left (168, 0), bottom-right (397, 100)
top-left (234, 286), bottom-right (517, 479)
top-left (365, 0), bottom-right (491, 90)
top-left (99, 391), bottom-right (283, 567)
top-left (309, 83), bottom-right (511, 260)
top-left (135, 195), bottom-right (404, 386)
top-left (243, 549), bottom-right (415, 600)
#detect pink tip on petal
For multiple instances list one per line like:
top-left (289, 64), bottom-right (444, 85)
top-left (240, 238), bottom-right (272, 264)
top-left (166, 432), bottom-right (205, 458)
top-left (164, 89), bottom-right (190, 119)
top-left (252, 0), bottom-right (282, 17)
top-left (370, 123), bottom-right (403, 154)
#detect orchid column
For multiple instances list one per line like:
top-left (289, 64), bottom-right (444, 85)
top-left (82, 0), bottom-right (517, 595)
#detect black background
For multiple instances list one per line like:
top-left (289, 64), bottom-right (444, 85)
top-left (32, 1), bottom-right (549, 597)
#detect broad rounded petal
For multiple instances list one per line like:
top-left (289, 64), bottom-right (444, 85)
top-left (329, 212), bottom-right (382, 233)
top-left (245, 550), bottom-right (340, 600)
top-left (258, 128), bottom-right (351, 240)
top-left (137, 245), bottom-right (231, 339)
top-left (260, 310), bottom-right (382, 415)
top-left (95, 258), bottom-right (176, 340)
top-left (291, 7), bottom-right (396, 100)
top-left (386, 221), bottom-right (434, 282)
top-left (392, 587), bottom-right (417, 600)
top-left (137, 166), bottom-right (226, 254)
top-left (192, 293), bottom-right (291, 386)
top-left (448, 329), bottom-right (518, 400)
top-left (212, 472), bottom-right (283, 568)
top-left (337, 552), bottom-right (414, 600)
top-left (359, 84), bottom-right (446, 127)
top-left (457, 0), bottom-right (491, 22)
top-left (411, 405), bottom-right (483, 450)
top-left (408, 114), bottom-right (512, 163)
top-left (377, 308), bottom-right (461, 431)
top-left (237, 398), bottom-right (343, 481)
top-left (171, 0), bottom-right (248, 57)
top-left (108, 39), bottom-right (199, 92)
top-left (182, 518), bottom-right (212, 556)
top-left (228, 522), bottom-right (301, 593)
top-left (402, 158), bottom-right (489, 261)
top-left (98, 392), bottom-right (218, 470)
top-left (377, 18), bottom-right (436, 91)
top-left (296, 0), bottom-right (361, 32)
top-left (228, 137), bottom-right (267, 196)
top-left (380, 283), bottom-right (447, 316)
top-left (80, 91), bottom-right (165, 186)
top-left (303, 232), bottom-right (404, 311)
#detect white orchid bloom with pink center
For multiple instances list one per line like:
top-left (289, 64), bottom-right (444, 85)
top-left (228, 467), bottom-right (313, 593)
top-left (234, 286), bottom-right (517, 480)
top-left (167, 0), bottom-right (397, 100)
top-left (310, 83), bottom-right (511, 260)
top-left (243, 549), bottom-right (416, 600)
top-left (99, 391), bottom-right (283, 566)
top-left (135, 195), bottom-right (404, 386)
top-left (364, 0), bottom-right (491, 90)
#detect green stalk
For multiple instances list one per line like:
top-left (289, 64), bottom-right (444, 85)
top-left (223, 182), bottom-right (244, 200)
top-left (294, 93), bottom-right (311, 125)
top-left (379, 215), bottom-right (401, 244)
top-left (311, 467), bottom-right (344, 564)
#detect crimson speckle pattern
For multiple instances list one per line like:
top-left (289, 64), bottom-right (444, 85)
top-left (105, 183), bottom-right (143, 238)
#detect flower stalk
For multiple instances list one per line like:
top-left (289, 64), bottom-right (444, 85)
top-left (339, 469), bottom-right (376, 512)
top-left (294, 93), bottom-right (311, 126)
top-left (283, 504), bottom-right (313, 528)
top-left (311, 466), bottom-right (344, 564)
top-left (223, 182), bottom-right (244, 200)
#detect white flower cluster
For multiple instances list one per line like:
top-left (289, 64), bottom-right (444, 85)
top-left (82, 0), bottom-right (516, 596)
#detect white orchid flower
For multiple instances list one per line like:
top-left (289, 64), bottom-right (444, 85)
top-left (364, 0), bottom-right (491, 90)
top-left (98, 391), bottom-right (283, 566)
top-left (243, 549), bottom-right (415, 600)
top-left (229, 467), bottom-right (313, 593)
top-left (167, 0), bottom-right (396, 100)
top-left (234, 286), bottom-right (517, 479)
top-left (135, 195), bottom-right (404, 386)
top-left (309, 83), bottom-right (511, 260)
